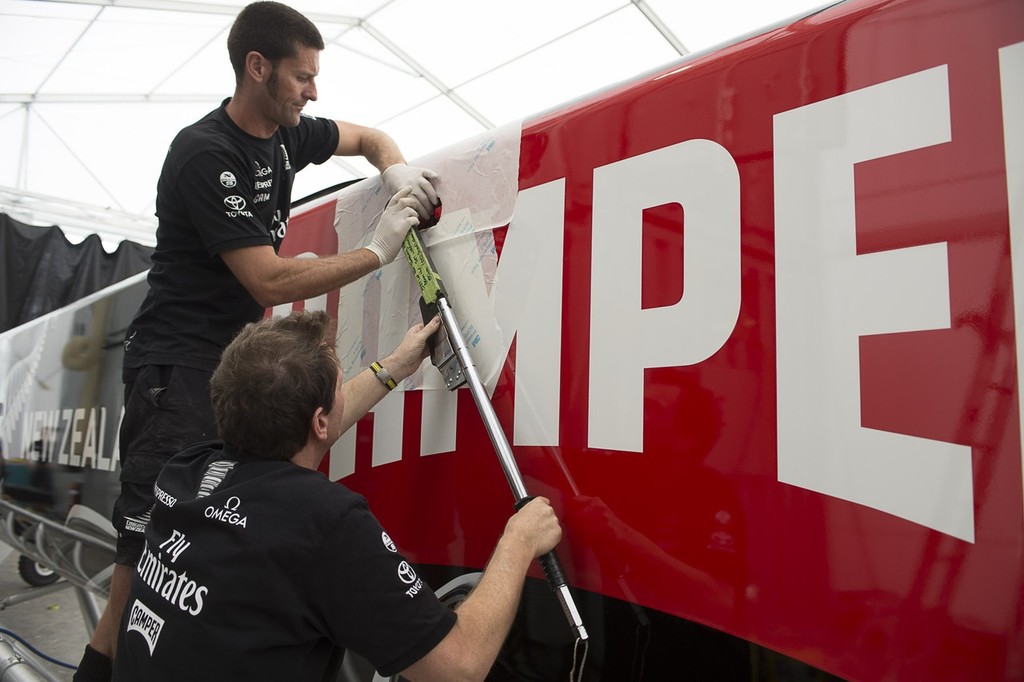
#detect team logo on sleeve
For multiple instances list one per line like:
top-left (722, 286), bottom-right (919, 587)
top-left (223, 196), bottom-right (253, 218)
top-left (219, 171), bottom-right (236, 187)
top-left (398, 561), bottom-right (425, 598)
top-left (127, 599), bottom-right (164, 655)
top-left (397, 561), bottom-right (417, 584)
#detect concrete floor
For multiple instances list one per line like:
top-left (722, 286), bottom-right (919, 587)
top-left (0, 543), bottom-right (104, 681)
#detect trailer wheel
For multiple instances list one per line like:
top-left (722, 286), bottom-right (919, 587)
top-left (334, 572), bottom-right (483, 682)
top-left (17, 555), bottom-right (59, 587)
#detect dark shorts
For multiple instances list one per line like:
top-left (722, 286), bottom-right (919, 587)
top-left (113, 365), bottom-right (217, 564)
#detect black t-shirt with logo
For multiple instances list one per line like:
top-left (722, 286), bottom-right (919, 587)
top-left (124, 100), bottom-right (340, 372)
top-left (114, 442), bottom-right (456, 681)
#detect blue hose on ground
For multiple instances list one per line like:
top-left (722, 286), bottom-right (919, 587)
top-left (0, 626), bottom-right (77, 670)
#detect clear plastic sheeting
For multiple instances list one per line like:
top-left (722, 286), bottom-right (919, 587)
top-left (331, 121), bottom-right (522, 391)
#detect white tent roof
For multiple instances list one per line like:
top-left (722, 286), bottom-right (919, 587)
top-left (0, 0), bottom-right (828, 248)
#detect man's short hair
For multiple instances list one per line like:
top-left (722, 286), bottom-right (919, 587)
top-left (211, 311), bottom-right (338, 461)
top-left (227, 1), bottom-right (325, 84)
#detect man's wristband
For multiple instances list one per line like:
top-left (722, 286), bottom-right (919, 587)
top-left (370, 361), bottom-right (397, 391)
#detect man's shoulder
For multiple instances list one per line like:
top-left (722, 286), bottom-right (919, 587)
top-left (281, 468), bottom-right (366, 509)
top-left (232, 462), bottom-right (370, 541)
top-left (165, 104), bottom-right (266, 175)
top-left (165, 107), bottom-right (243, 166)
top-left (278, 113), bottom-right (340, 166)
top-left (167, 449), bottom-right (363, 506)
top-left (157, 441), bottom-right (227, 482)
top-left (273, 470), bottom-right (370, 533)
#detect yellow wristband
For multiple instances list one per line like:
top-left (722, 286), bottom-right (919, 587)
top-left (370, 361), bottom-right (397, 391)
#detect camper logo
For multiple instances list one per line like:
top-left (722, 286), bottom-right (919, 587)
top-left (127, 599), bottom-right (164, 656)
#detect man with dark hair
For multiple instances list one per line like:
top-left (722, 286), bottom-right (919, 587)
top-left (74, 2), bottom-right (442, 679)
top-left (113, 312), bottom-right (562, 681)
top-left (226, 2), bottom-right (326, 84)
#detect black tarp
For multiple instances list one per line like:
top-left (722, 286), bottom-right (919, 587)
top-left (1, 213), bottom-right (153, 333)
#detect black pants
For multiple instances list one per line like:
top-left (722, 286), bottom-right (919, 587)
top-left (111, 365), bottom-right (217, 565)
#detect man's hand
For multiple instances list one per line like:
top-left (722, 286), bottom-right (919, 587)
top-left (366, 187), bottom-right (421, 266)
top-left (504, 497), bottom-right (563, 559)
top-left (398, 495), bottom-right (563, 681)
top-left (382, 164), bottom-right (439, 220)
top-left (380, 316), bottom-right (442, 382)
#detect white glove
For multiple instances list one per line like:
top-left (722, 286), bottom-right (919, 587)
top-left (382, 164), bottom-right (439, 221)
top-left (366, 187), bottom-right (420, 266)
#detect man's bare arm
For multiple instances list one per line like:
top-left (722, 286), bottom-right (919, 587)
top-left (334, 120), bottom-right (406, 171)
top-left (221, 188), bottom-right (421, 306)
top-left (335, 121), bottom-right (438, 219)
top-left (220, 245), bottom-right (379, 308)
top-left (400, 499), bottom-right (563, 682)
top-left (338, 317), bottom-right (441, 433)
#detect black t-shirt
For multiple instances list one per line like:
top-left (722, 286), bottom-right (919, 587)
top-left (114, 442), bottom-right (456, 681)
top-left (124, 100), bottom-right (340, 372)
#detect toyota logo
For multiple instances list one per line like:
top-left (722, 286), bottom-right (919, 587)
top-left (224, 195), bottom-right (246, 210)
top-left (397, 561), bottom-right (417, 584)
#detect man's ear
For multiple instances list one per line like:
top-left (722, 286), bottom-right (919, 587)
top-left (311, 407), bottom-right (329, 441)
top-left (245, 51), bottom-right (269, 84)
